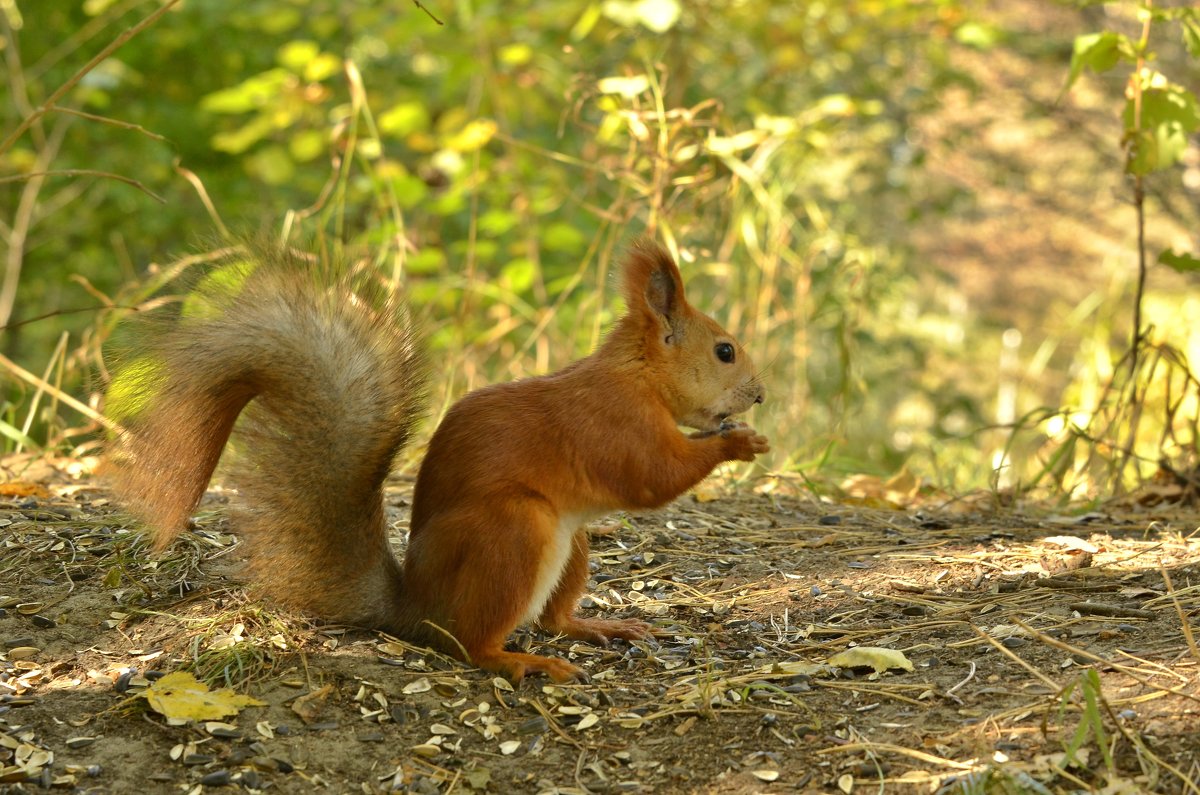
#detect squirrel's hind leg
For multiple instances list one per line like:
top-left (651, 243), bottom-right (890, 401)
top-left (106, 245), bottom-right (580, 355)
top-left (408, 503), bottom-right (588, 683)
top-left (537, 531), bottom-right (653, 645)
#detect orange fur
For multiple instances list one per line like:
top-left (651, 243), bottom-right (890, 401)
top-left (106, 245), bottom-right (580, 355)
top-left (109, 239), bottom-right (768, 682)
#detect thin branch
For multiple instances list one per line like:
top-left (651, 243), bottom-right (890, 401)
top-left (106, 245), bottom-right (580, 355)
top-left (0, 170), bottom-right (165, 203)
top-left (51, 107), bottom-right (167, 141)
top-left (0, 304), bottom-right (139, 332)
top-left (411, 0), bottom-right (444, 25)
top-left (174, 160), bottom-right (230, 238)
top-left (0, 0), bottom-right (182, 159)
top-left (0, 351), bottom-right (117, 432)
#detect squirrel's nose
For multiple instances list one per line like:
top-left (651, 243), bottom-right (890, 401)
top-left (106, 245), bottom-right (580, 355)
top-left (754, 386), bottom-right (765, 404)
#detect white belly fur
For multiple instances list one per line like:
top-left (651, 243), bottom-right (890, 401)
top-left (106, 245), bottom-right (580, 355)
top-left (521, 511), bottom-right (598, 625)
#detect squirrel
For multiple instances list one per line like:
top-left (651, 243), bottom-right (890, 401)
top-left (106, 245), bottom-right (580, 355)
top-left (109, 239), bottom-right (768, 683)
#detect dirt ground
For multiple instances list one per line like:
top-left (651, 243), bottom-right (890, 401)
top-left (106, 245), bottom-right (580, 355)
top-left (1, 456), bottom-right (1198, 794)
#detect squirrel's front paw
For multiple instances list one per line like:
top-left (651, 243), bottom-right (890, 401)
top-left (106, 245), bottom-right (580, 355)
top-left (722, 425), bottom-right (770, 461)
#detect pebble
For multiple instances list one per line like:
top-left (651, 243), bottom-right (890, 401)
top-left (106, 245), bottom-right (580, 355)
top-left (818, 515), bottom-right (842, 525)
top-left (199, 770), bottom-right (231, 786)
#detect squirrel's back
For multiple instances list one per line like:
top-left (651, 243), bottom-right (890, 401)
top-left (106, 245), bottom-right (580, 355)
top-left (108, 247), bottom-right (424, 629)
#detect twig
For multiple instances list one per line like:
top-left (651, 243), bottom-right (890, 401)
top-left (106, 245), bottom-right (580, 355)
top-left (410, 0), bottom-right (445, 26)
top-left (0, 0), bottom-right (182, 158)
top-left (1011, 617), bottom-right (1200, 705)
top-left (174, 160), bottom-right (230, 238)
top-left (971, 625), bottom-right (1061, 691)
top-left (51, 107), bottom-right (167, 141)
top-left (528, 698), bottom-right (584, 749)
top-left (0, 351), bottom-right (117, 432)
top-left (945, 660), bottom-right (976, 696)
top-left (1068, 601), bottom-right (1156, 619)
top-left (815, 741), bottom-right (977, 771)
top-left (418, 619), bottom-right (471, 664)
top-left (1159, 563), bottom-right (1200, 663)
top-left (0, 170), bottom-right (165, 203)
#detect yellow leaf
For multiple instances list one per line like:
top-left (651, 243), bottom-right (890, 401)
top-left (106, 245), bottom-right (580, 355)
top-left (142, 671), bottom-right (264, 723)
top-left (446, 119), bottom-right (497, 152)
top-left (826, 647), bottom-right (914, 675)
top-left (597, 75), bottom-right (649, 98)
top-left (0, 482), bottom-right (49, 498)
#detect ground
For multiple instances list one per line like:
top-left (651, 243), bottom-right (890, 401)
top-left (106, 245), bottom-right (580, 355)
top-left (1, 456), bottom-right (1198, 794)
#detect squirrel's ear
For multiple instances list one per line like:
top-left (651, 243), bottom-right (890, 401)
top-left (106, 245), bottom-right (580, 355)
top-left (621, 239), bottom-right (686, 340)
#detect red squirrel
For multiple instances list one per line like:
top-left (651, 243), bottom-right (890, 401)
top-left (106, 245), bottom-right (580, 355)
top-left (110, 239), bottom-right (768, 682)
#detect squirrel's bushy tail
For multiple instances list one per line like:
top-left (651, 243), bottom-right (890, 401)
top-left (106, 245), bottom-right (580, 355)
top-left (108, 246), bottom-right (424, 630)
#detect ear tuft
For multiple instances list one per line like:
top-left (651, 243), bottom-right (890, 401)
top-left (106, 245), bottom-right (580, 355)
top-left (621, 239), bottom-right (687, 330)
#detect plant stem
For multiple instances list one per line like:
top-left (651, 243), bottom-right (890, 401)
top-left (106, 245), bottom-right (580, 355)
top-left (1129, 6), bottom-right (1152, 385)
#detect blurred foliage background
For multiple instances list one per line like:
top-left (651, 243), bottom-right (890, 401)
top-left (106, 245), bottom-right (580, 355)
top-left (1, 0), bottom-right (1198, 502)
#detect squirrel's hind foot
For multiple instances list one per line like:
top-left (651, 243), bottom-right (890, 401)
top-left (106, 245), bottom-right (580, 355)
top-left (544, 615), bottom-right (653, 646)
top-left (472, 649), bottom-right (588, 684)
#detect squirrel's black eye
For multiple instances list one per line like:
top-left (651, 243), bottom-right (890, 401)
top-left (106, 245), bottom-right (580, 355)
top-left (715, 342), bottom-right (735, 363)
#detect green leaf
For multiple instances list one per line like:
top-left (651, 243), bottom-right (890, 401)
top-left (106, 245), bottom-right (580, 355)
top-left (211, 115), bottom-right (275, 155)
top-left (1158, 249), bottom-right (1200, 273)
top-left (0, 418), bottom-right (37, 450)
top-left (389, 173), bottom-right (428, 209)
top-left (1124, 83), bottom-right (1200, 174)
top-left (954, 22), bottom-right (1000, 50)
top-left (277, 40), bottom-right (320, 71)
top-left (1185, 18), bottom-right (1200, 58)
top-left (501, 258), bottom-right (536, 293)
top-left (379, 102), bottom-right (431, 139)
top-left (245, 145), bottom-right (295, 185)
top-left (288, 129), bottom-right (327, 162)
top-left (1066, 32), bottom-right (1134, 91)
top-left (200, 69), bottom-right (291, 115)
top-left (479, 209), bottom-right (518, 236)
top-left (408, 247), bottom-right (447, 275)
top-left (543, 222), bottom-right (585, 253)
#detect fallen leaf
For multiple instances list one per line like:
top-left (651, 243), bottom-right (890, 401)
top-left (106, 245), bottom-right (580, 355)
top-left (291, 684), bottom-right (334, 724)
top-left (1043, 535), bottom-right (1099, 553)
top-left (827, 647), bottom-right (914, 675)
top-left (142, 671), bottom-right (264, 723)
top-left (0, 482), bottom-right (49, 498)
